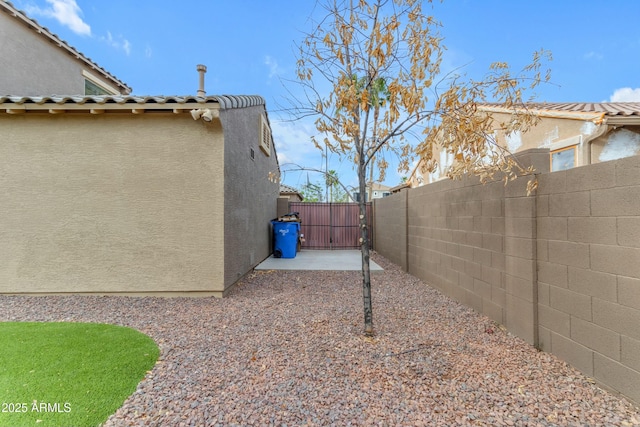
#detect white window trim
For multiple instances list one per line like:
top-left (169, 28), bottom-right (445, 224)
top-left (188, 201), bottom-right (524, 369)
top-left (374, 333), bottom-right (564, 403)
top-left (548, 134), bottom-right (582, 170)
top-left (83, 70), bottom-right (120, 95)
top-left (547, 134), bottom-right (582, 152)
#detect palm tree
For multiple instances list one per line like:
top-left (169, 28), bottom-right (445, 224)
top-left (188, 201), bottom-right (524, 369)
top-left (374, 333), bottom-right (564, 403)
top-left (325, 169), bottom-right (339, 202)
top-left (364, 77), bottom-right (390, 201)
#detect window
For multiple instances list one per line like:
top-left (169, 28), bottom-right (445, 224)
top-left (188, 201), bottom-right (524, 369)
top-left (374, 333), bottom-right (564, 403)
top-left (259, 114), bottom-right (272, 156)
top-left (84, 79), bottom-right (111, 95)
top-left (82, 70), bottom-right (119, 96)
top-left (551, 145), bottom-right (577, 172)
top-left (548, 135), bottom-right (581, 172)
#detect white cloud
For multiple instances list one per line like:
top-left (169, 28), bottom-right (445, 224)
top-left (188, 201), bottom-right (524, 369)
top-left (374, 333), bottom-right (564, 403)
top-left (122, 39), bottom-right (131, 56)
top-left (271, 119), bottom-right (319, 167)
top-left (270, 118), bottom-right (361, 189)
top-left (27, 0), bottom-right (91, 36)
top-left (25, 1), bottom-right (133, 55)
top-left (583, 51), bottom-right (603, 61)
top-left (264, 55), bottom-right (283, 79)
top-left (609, 87), bottom-right (640, 102)
top-left (100, 31), bottom-right (132, 56)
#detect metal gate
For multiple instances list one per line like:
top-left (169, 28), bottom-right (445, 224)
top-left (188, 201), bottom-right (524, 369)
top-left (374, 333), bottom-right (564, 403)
top-left (289, 202), bottom-right (373, 249)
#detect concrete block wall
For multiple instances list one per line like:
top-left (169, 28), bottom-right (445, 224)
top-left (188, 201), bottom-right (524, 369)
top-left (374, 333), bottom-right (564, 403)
top-left (375, 156), bottom-right (521, 328)
top-left (536, 154), bottom-right (640, 404)
top-left (374, 150), bottom-right (640, 405)
top-left (411, 177), bottom-right (509, 325)
top-left (374, 190), bottom-right (407, 271)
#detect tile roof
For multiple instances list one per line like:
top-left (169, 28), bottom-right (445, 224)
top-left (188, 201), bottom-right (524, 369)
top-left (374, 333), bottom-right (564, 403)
top-left (280, 184), bottom-right (302, 194)
top-left (524, 102), bottom-right (640, 117)
top-left (0, 0), bottom-right (130, 94)
top-left (0, 95), bottom-right (266, 110)
top-left (479, 102), bottom-right (640, 125)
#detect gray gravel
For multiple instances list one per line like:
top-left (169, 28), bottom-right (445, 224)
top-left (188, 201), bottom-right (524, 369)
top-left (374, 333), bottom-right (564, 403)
top-left (1, 254), bottom-right (639, 427)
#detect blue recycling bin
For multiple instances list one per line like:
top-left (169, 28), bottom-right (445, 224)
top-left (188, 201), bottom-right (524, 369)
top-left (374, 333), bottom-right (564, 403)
top-left (271, 220), bottom-right (300, 258)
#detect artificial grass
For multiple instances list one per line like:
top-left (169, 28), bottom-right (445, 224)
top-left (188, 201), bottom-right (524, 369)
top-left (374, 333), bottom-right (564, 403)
top-left (0, 322), bottom-right (159, 427)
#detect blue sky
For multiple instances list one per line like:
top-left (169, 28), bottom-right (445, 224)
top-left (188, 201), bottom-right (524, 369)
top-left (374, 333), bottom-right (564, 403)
top-left (12, 0), bottom-right (640, 192)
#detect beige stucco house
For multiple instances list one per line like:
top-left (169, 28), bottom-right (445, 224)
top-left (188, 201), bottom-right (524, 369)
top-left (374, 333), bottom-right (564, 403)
top-left (0, 94), bottom-right (279, 297)
top-left (0, 1), bottom-right (280, 297)
top-left (0, 0), bottom-right (130, 96)
top-left (409, 102), bottom-right (640, 186)
top-left (368, 182), bottom-right (392, 199)
top-left (279, 184), bottom-right (303, 202)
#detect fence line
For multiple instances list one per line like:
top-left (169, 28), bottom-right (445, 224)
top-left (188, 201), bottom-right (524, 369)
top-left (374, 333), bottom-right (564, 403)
top-left (374, 149), bottom-right (640, 405)
top-left (289, 202), bottom-right (373, 249)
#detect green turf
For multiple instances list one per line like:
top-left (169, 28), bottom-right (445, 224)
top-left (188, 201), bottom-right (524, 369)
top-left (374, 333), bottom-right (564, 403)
top-left (0, 322), bottom-right (159, 427)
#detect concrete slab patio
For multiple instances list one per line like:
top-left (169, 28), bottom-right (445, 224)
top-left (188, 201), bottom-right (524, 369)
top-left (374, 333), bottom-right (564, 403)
top-left (255, 250), bottom-right (383, 272)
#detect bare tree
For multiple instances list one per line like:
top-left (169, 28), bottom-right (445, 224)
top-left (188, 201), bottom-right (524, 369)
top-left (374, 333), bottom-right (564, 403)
top-left (290, 0), bottom-right (550, 335)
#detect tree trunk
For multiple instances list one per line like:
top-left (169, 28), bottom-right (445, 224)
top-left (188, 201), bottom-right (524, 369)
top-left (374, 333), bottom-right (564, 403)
top-left (367, 154), bottom-right (374, 202)
top-left (358, 155), bottom-right (374, 336)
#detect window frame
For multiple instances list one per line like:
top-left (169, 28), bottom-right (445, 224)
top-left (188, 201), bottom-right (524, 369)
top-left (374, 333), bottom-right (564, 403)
top-left (83, 70), bottom-right (120, 96)
top-left (550, 145), bottom-right (578, 172)
top-left (547, 134), bottom-right (582, 172)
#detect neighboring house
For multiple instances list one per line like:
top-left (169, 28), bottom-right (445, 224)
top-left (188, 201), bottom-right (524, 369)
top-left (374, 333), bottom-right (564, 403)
top-left (279, 184), bottom-right (304, 202)
top-left (369, 182), bottom-right (392, 199)
top-left (408, 102), bottom-right (640, 187)
top-left (0, 0), bottom-right (130, 96)
top-left (354, 183), bottom-right (392, 202)
top-left (0, 94), bottom-right (279, 297)
top-left (390, 181), bottom-right (410, 194)
top-left (276, 184), bottom-right (302, 219)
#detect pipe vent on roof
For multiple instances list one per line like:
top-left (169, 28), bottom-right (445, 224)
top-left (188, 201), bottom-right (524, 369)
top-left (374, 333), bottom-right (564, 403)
top-left (197, 64), bottom-right (207, 98)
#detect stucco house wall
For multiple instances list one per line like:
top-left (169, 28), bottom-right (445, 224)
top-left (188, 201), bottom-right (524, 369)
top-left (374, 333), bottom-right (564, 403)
top-left (0, 0), bottom-right (129, 95)
top-left (408, 103), bottom-right (640, 187)
top-left (482, 104), bottom-right (640, 172)
top-left (221, 105), bottom-right (279, 289)
top-left (0, 95), bottom-right (278, 297)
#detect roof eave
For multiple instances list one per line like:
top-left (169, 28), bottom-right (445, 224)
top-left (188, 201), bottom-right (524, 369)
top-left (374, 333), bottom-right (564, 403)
top-left (477, 105), bottom-right (606, 123)
top-left (0, 95), bottom-right (267, 114)
top-left (606, 117), bottom-right (640, 126)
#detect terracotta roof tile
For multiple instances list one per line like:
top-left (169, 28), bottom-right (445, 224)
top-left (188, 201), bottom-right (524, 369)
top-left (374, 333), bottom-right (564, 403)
top-left (526, 102), bottom-right (640, 117)
top-left (280, 184), bottom-right (302, 194)
top-left (0, 95), bottom-right (266, 109)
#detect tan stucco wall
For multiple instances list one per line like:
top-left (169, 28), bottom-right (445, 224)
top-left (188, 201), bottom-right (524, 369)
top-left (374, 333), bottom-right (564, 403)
top-left (222, 106), bottom-right (279, 289)
top-left (489, 112), bottom-right (600, 168)
top-left (411, 112), bottom-right (638, 187)
top-left (489, 112), bottom-right (640, 169)
top-left (0, 113), bottom-right (225, 294)
top-left (411, 114), bottom-right (598, 185)
top-left (495, 114), bottom-right (589, 150)
top-left (0, 10), bottom-right (114, 95)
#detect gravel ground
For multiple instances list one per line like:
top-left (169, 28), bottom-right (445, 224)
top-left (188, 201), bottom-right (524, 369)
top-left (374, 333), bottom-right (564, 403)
top-left (1, 254), bottom-right (639, 427)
